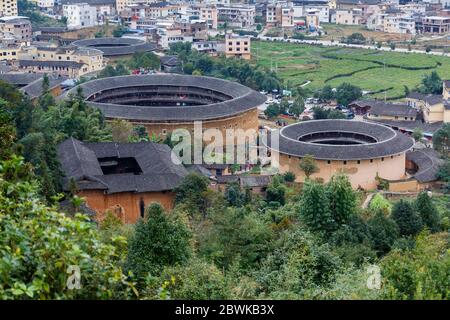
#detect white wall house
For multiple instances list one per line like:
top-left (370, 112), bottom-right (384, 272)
top-left (63, 3), bottom-right (97, 29)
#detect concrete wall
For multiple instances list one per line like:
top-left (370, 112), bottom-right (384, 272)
top-left (79, 189), bottom-right (176, 224)
top-left (276, 152), bottom-right (407, 190)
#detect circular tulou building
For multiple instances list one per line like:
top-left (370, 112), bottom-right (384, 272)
top-left (71, 37), bottom-right (157, 58)
top-left (267, 120), bottom-right (415, 189)
top-left (65, 74), bottom-right (266, 136)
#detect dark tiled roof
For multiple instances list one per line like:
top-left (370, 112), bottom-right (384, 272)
top-left (407, 92), bottom-right (427, 100)
top-left (407, 148), bottom-right (444, 183)
top-left (160, 55), bottom-right (179, 67)
top-left (72, 37), bottom-right (156, 56)
top-left (21, 76), bottom-right (67, 98)
top-left (444, 80), bottom-right (450, 87)
top-left (267, 120), bottom-right (414, 160)
top-left (240, 175), bottom-right (272, 188)
top-left (365, 118), bottom-right (443, 136)
top-left (215, 174), bottom-right (272, 187)
top-left (0, 72), bottom-right (42, 86)
top-left (57, 138), bottom-right (188, 194)
top-left (18, 60), bottom-right (85, 68)
top-left (63, 74), bottom-right (266, 121)
top-left (185, 164), bottom-right (213, 177)
top-left (424, 94), bottom-right (443, 105)
top-left (351, 100), bottom-right (417, 118)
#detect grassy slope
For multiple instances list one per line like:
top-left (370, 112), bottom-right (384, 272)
top-left (252, 41), bottom-right (450, 99)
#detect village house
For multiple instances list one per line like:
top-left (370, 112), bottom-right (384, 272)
top-left (57, 138), bottom-right (188, 224)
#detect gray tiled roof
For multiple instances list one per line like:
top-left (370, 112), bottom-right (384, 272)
top-left (0, 73), bottom-right (42, 86)
top-left (424, 94), bottom-right (443, 105)
top-left (350, 100), bottom-right (417, 118)
top-left (57, 137), bottom-right (188, 193)
top-left (63, 74), bottom-right (266, 121)
top-left (18, 60), bottom-right (85, 68)
top-left (366, 118), bottom-right (443, 136)
top-left (72, 37), bottom-right (156, 57)
top-left (267, 120), bottom-right (414, 160)
top-left (21, 76), bottom-right (67, 98)
top-left (407, 148), bottom-right (444, 183)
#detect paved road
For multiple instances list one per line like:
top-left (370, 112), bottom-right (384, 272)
top-left (257, 35), bottom-right (450, 57)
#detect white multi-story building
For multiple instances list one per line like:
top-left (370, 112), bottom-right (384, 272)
top-left (292, 0), bottom-right (329, 23)
top-left (384, 15), bottom-right (416, 34)
top-left (33, 0), bottom-right (55, 9)
top-left (63, 3), bottom-right (97, 29)
top-left (217, 5), bottom-right (255, 28)
top-left (0, 0), bottom-right (18, 16)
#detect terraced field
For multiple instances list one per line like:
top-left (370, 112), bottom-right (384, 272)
top-left (252, 40), bottom-right (450, 99)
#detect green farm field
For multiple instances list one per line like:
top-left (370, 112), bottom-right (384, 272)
top-left (252, 40), bottom-right (450, 99)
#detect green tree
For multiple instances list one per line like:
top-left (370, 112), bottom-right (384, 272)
top-left (420, 71), bottom-right (443, 95)
top-left (326, 174), bottom-right (357, 225)
top-left (415, 192), bottom-right (440, 232)
top-left (266, 176), bottom-right (286, 206)
top-left (299, 154), bottom-right (318, 179)
top-left (381, 231), bottom-right (450, 299)
top-left (264, 103), bottom-right (280, 118)
top-left (0, 156), bottom-right (135, 299)
top-left (367, 211), bottom-right (399, 255)
top-left (412, 128), bottom-right (423, 142)
top-left (300, 180), bottom-right (335, 233)
top-left (289, 97), bottom-right (305, 117)
top-left (224, 181), bottom-right (244, 207)
top-left (335, 83), bottom-right (362, 106)
top-left (198, 207), bottom-right (274, 270)
top-left (391, 199), bottom-right (423, 237)
top-left (369, 193), bottom-right (392, 215)
top-left (146, 258), bottom-right (230, 299)
top-left (173, 173), bottom-right (210, 214)
top-left (126, 203), bottom-right (191, 281)
top-left (433, 123), bottom-right (450, 155)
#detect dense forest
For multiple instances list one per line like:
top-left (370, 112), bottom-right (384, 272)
top-left (0, 73), bottom-right (449, 299)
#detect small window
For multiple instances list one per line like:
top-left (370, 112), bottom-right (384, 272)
top-left (381, 157), bottom-right (384, 161)
top-left (357, 160), bottom-right (361, 164)
top-left (343, 161), bottom-right (347, 165)
top-left (162, 129), bottom-right (167, 135)
top-left (370, 159), bottom-right (373, 163)
top-left (327, 160), bottom-right (331, 164)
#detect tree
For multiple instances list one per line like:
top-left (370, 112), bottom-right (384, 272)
top-left (381, 231), bottom-right (450, 299)
top-left (300, 179), bottom-right (335, 233)
top-left (0, 156), bottom-right (135, 299)
top-left (126, 203), bottom-right (191, 281)
top-left (173, 173), bottom-right (210, 214)
top-left (224, 182), bottom-right (245, 207)
top-left (420, 71), bottom-right (442, 95)
top-left (299, 154), bottom-right (318, 179)
top-left (391, 199), bottom-right (423, 237)
top-left (264, 103), bottom-right (281, 118)
top-left (369, 193), bottom-right (392, 215)
top-left (412, 128), bottom-right (423, 142)
top-left (326, 174), bottom-right (357, 225)
top-left (376, 41), bottom-right (382, 49)
top-left (317, 85), bottom-right (335, 101)
top-left (335, 83), bottom-right (362, 106)
top-left (128, 52), bottom-right (160, 70)
top-left (327, 109), bottom-right (346, 119)
top-left (415, 192), bottom-right (440, 232)
top-left (346, 33), bottom-right (366, 44)
top-left (283, 171), bottom-right (296, 182)
top-left (111, 119), bottom-right (134, 143)
top-left (198, 207), bottom-right (274, 270)
top-left (367, 211), bottom-right (399, 255)
top-left (266, 176), bottom-right (286, 206)
top-left (433, 123), bottom-right (450, 155)
top-left (146, 258), bottom-right (230, 299)
top-left (289, 97), bottom-right (305, 117)
top-left (390, 42), bottom-right (396, 50)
